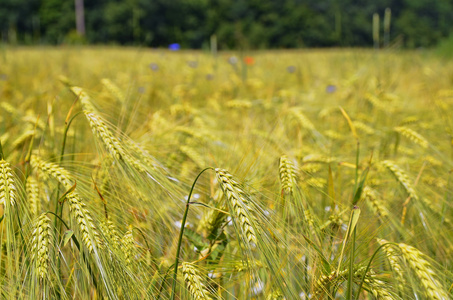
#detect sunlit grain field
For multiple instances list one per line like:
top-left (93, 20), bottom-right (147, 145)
top-left (1, 46), bottom-right (453, 299)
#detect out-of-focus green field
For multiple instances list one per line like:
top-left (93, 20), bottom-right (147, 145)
top-left (1, 47), bottom-right (453, 299)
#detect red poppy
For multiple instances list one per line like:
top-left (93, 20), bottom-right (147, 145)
top-left (244, 56), bottom-right (255, 66)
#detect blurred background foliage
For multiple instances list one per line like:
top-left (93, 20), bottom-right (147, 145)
top-left (0, 0), bottom-right (453, 49)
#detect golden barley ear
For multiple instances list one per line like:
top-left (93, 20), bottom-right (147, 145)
top-left (279, 155), bottom-right (297, 195)
top-left (380, 160), bottom-right (418, 200)
top-left (121, 226), bottom-right (135, 266)
top-left (100, 219), bottom-right (121, 250)
top-left (398, 242), bottom-right (449, 300)
top-left (394, 126), bottom-right (429, 148)
top-left (101, 78), bottom-right (126, 104)
top-left (0, 159), bottom-right (17, 207)
top-left (66, 191), bottom-right (100, 253)
top-left (26, 176), bottom-right (40, 217)
top-left (215, 168), bottom-right (257, 245)
top-left (30, 154), bottom-right (74, 189)
top-left (361, 186), bottom-right (388, 219)
top-left (31, 214), bottom-right (53, 279)
top-left (377, 238), bottom-right (406, 292)
top-left (181, 262), bottom-right (213, 300)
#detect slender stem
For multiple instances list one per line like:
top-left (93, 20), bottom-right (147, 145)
top-left (54, 111), bottom-right (83, 299)
top-left (354, 140), bottom-right (360, 191)
top-left (0, 140), bottom-right (3, 160)
top-left (346, 227), bottom-right (356, 299)
top-left (170, 167), bottom-right (212, 300)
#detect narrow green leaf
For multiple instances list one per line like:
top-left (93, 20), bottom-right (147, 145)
top-left (336, 206), bottom-right (361, 275)
top-left (62, 230), bottom-right (74, 247)
top-left (328, 165), bottom-right (336, 205)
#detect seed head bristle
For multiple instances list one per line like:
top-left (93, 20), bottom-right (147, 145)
top-left (362, 186), bottom-right (388, 219)
top-left (381, 160), bottom-right (418, 201)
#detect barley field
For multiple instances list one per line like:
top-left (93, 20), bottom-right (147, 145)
top-left (1, 46), bottom-right (453, 299)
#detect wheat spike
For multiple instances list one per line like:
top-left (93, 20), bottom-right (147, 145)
top-left (357, 268), bottom-right (395, 300)
top-left (266, 289), bottom-right (284, 300)
top-left (121, 226), bottom-right (135, 265)
top-left (377, 238), bottom-right (405, 292)
top-left (226, 99), bottom-right (253, 109)
top-left (11, 129), bottom-right (35, 149)
top-left (215, 168), bottom-right (257, 245)
top-left (365, 92), bottom-right (394, 112)
top-left (0, 132), bottom-right (10, 145)
top-left (30, 155), bottom-right (74, 189)
top-left (352, 121), bottom-right (375, 135)
top-left (175, 126), bottom-right (214, 143)
top-left (69, 86), bottom-right (97, 113)
top-left (125, 139), bottom-right (162, 170)
top-left (84, 112), bottom-right (146, 172)
top-left (100, 219), bottom-right (121, 250)
top-left (84, 112), bottom-right (125, 160)
top-left (313, 268), bottom-right (349, 296)
top-left (66, 191), bottom-right (99, 253)
top-left (289, 107), bottom-right (316, 131)
top-left (398, 242), bottom-right (448, 300)
top-left (279, 155), bottom-right (297, 195)
top-left (303, 177), bottom-right (326, 189)
top-left (302, 154), bottom-right (336, 164)
top-left (394, 126), bottom-right (429, 148)
top-left (26, 176), bottom-right (40, 216)
top-left (180, 145), bottom-right (205, 169)
top-left (101, 78), bottom-right (125, 103)
top-left (197, 207), bottom-right (227, 239)
top-left (362, 186), bottom-right (388, 219)
top-left (0, 159), bottom-right (17, 207)
top-left (181, 262), bottom-right (213, 300)
top-left (233, 260), bottom-right (264, 272)
top-left (31, 214), bottom-right (52, 279)
top-left (381, 160), bottom-right (418, 200)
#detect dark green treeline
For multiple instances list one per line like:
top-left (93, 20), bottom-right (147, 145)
top-left (1, 0), bottom-right (452, 48)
